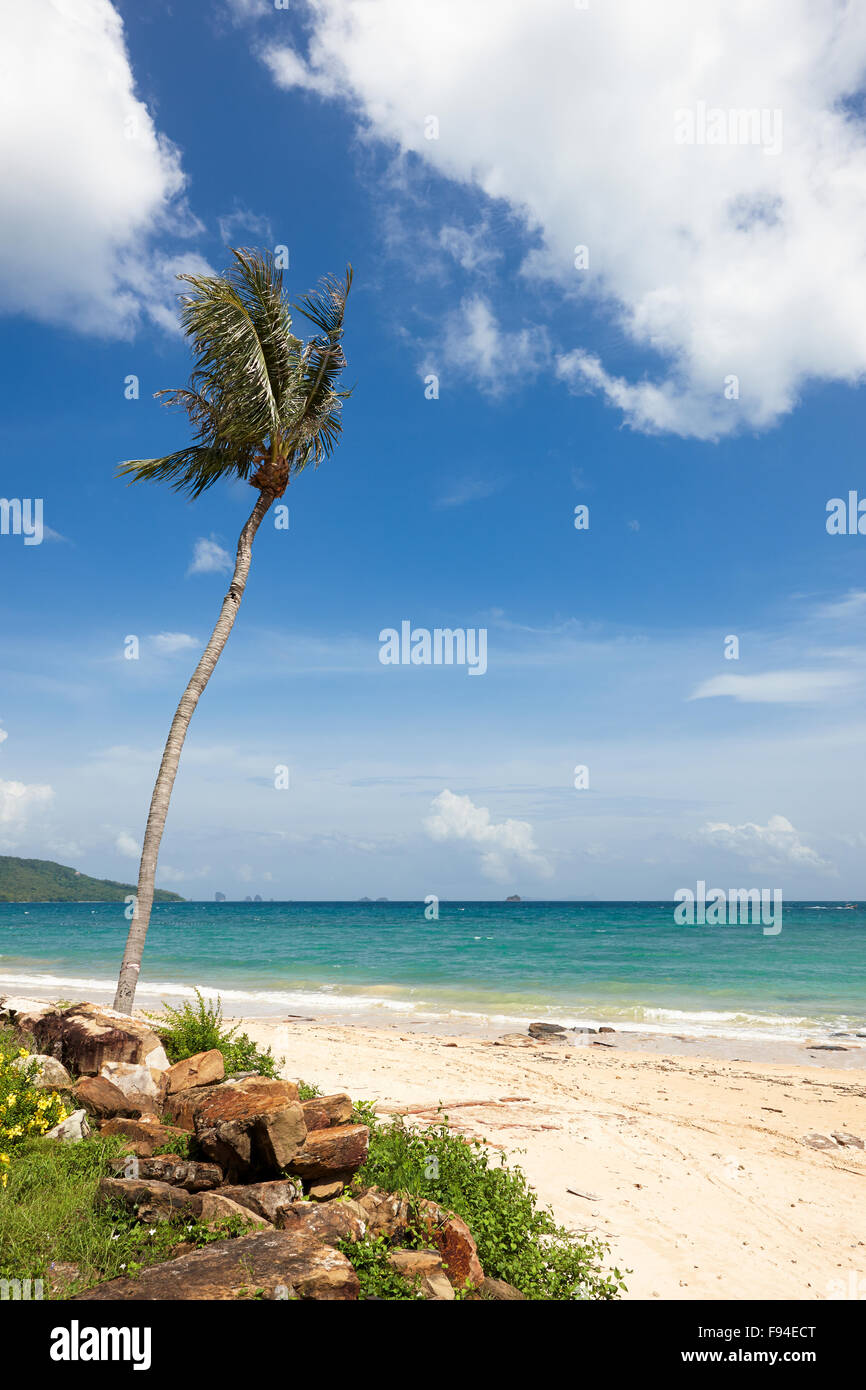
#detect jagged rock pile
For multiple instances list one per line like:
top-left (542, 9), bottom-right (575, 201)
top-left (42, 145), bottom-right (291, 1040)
top-left (1, 997), bottom-right (516, 1301)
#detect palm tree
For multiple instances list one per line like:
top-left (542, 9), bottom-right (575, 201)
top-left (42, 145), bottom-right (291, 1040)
top-left (112, 248), bottom-right (352, 1014)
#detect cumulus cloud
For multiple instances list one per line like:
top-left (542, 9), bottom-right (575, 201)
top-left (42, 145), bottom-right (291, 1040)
top-left (425, 788), bottom-right (551, 881)
top-left (698, 814), bottom-right (830, 871)
top-left (0, 779), bottom-right (54, 842)
top-left (689, 670), bottom-right (856, 703)
top-left (424, 295), bottom-right (550, 395)
top-left (262, 0), bottom-right (866, 438)
top-left (0, 0), bottom-right (200, 335)
top-left (115, 831), bottom-right (140, 858)
top-left (151, 632), bottom-right (199, 655)
top-left (188, 537), bottom-right (232, 576)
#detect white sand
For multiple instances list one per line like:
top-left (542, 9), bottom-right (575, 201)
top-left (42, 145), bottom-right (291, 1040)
top-left (236, 1016), bottom-right (866, 1301)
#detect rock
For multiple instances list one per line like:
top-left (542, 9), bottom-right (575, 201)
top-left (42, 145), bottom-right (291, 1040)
top-left (198, 1192), bottom-right (269, 1229)
top-left (309, 1180), bottom-right (345, 1202)
top-left (100, 1061), bottom-right (165, 1113)
top-left (388, 1249), bottom-right (454, 1300)
top-left (78, 1230), bottom-right (359, 1301)
top-left (416, 1202), bottom-right (484, 1290)
top-left (215, 1179), bottom-right (304, 1223)
top-left (112, 1156), bottom-right (224, 1191)
top-left (98, 1177), bottom-right (201, 1222)
top-left (0, 997), bottom-right (56, 1032)
top-left (99, 1117), bottom-right (190, 1157)
top-left (10, 1054), bottom-right (72, 1089)
top-left (598, 1026), bottom-right (616, 1034)
top-left (73, 1075), bottom-right (141, 1120)
top-left (301, 1093), bottom-right (353, 1129)
top-left (31, 1002), bottom-right (167, 1076)
top-left (356, 1186), bottom-right (412, 1239)
top-left (528, 1022), bottom-right (566, 1038)
top-left (287, 1124), bottom-right (369, 1181)
top-left (274, 1199), bottom-right (367, 1246)
top-left (831, 1132), bottom-right (864, 1149)
top-left (164, 1075), bottom-right (299, 1132)
top-left (45, 1108), bottom-right (90, 1143)
top-left (164, 1049), bottom-right (225, 1095)
top-left (802, 1132), bottom-right (839, 1151)
top-left (477, 1275), bottom-right (527, 1300)
top-left (164, 1076), bottom-right (306, 1182)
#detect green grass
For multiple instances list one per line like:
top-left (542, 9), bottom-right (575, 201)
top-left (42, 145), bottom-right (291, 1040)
top-left (147, 990), bottom-right (281, 1078)
top-left (0, 1136), bottom-right (250, 1296)
top-left (351, 1113), bottom-right (627, 1300)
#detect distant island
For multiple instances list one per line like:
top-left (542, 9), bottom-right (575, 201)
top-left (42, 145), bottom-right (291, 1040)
top-left (506, 894), bottom-right (521, 902)
top-left (0, 856), bottom-right (184, 903)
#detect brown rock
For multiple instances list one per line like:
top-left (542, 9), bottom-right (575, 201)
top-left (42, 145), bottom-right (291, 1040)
top-left (98, 1176), bottom-right (201, 1222)
top-left (99, 1117), bottom-right (190, 1158)
top-left (356, 1186), bottom-right (412, 1239)
top-left (112, 1156), bottom-right (223, 1191)
top-left (31, 1003), bottom-right (168, 1076)
top-left (10, 1054), bottom-right (72, 1089)
top-left (301, 1093), bottom-right (353, 1130)
top-left (77, 1230), bottom-right (359, 1301)
top-left (287, 1124), bottom-right (369, 1181)
top-left (215, 1179), bottom-right (303, 1223)
top-left (198, 1193), bottom-right (269, 1229)
top-left (417, 1202), bottom-right (484, 1290)
top-left (164, 1076), bottom-right (306, 1182)
top-left (274, 1199), bottom-right (367, 1246)
top-left (477, 1275), bottom-right (526, 1300)
top-left (73, 1075), bottom-right (141, 1120)
top-left (388, 1248), bottom-right (454, 1300)
top-left (165, 1076), bottom-right (300, 1132)
top-left (309, 1180), bottom-right (345, 1202)
top-left (164, 1049), bottom-right (225, 1095)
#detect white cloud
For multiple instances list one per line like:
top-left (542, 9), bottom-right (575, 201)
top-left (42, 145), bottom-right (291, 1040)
top-left (0, 778), bottom-right (54, 835)
top-left (689, 670), bottom-right (855, 704)
top-left (813, 590), bottom-right (866, 622)
top-left (262, 0), bottom-right (866, 438)
top-left (0, 728), bottom-right (7, 746)
top-left (151, 632), bottom-right (199, 655)
top-left (217, 204), bottom-right (273, 245)
top-left (699, 814), bottom-right (830, 870)
top-left (188, 537), bottom-right (232, 576)
top-left (425, 295), bottom-right (549, 395)
top-left (425, 788), bottom-right (551, 881)
top-left (438, 222), bottom-right (502, 274)
top-left (0, 0), bottom-right (198, 336)
top-left (115, 831), bottom-right (140, 858)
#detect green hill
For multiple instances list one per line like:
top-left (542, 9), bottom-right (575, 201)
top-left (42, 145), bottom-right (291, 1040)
top-left (0, 856), bottom-right (185, 903)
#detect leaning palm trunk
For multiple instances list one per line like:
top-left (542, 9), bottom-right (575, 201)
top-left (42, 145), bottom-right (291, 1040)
top-left (113, 490), bottom-right (271, 1013)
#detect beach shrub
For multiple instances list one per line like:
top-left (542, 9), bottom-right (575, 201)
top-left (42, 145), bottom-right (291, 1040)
top-left (148, 990), bottom-right (280, 1078)
top-left (0, 1044), bottom-right (68, 1178)
top-left (355, 1114), bottom-right (627, 1301)
top-left (296, 1079), bottom-right (322, 1101)
top-left (337, 1232), bottom-right (422, 1300)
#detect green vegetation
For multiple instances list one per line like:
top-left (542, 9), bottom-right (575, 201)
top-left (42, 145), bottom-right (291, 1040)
top-left (350, 1113), bottom-right (626, 1301)
top-left (0, 1041), bottom-right (69, 1181)
top-left (148, 990), bottom-right (280, 1078)
top-left (337, 1232), bottom-right (421, 1300)
top-left (0, 856), bottom-right (184, 903)
top-left (0, 1134), bottom-right (247, 1295)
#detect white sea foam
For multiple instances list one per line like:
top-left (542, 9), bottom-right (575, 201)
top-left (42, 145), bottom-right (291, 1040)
top-left (0, 968), bottom-right (856, 1043)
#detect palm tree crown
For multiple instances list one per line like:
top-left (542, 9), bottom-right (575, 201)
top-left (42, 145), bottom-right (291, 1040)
top-left (118, 248), bottom-right (352, 499)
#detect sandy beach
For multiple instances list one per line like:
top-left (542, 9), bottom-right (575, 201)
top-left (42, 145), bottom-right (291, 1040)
top-left (228, 1014), bottom-right (866, 1302)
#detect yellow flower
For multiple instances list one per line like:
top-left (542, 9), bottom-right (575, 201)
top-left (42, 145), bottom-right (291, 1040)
top-left (18, 1048), bottom-right (28, 1058)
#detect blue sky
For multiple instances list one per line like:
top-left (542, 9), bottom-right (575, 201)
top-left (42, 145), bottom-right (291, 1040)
top-left (2, 0), bottom-right (866, 899)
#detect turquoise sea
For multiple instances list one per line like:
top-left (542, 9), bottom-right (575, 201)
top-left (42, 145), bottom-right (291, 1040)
top-left (0, 900), bottom-right (863, 1040)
